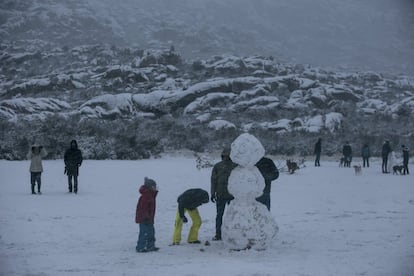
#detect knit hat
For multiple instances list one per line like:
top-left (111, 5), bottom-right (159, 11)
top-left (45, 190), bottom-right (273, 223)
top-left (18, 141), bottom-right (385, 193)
top-left (144, 177), bottom-right (157, 189)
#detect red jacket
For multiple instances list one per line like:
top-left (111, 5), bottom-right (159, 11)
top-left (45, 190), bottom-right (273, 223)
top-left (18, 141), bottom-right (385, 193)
top-left (135, 185), bottom-right (158, 224)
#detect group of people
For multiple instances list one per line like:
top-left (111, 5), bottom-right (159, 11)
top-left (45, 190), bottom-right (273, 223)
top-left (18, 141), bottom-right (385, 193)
top-left (27, 140), bottom-right (83, 194)
top-left (135, 148), bottom-right (279, 253)
top-left (313, 138), bottom-right (410, 174)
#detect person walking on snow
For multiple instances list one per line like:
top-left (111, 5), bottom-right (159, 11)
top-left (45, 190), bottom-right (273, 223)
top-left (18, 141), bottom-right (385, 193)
top-left (314, 138), bottom-right (322, 167)
top-left (210, 147), bottom-right (237, 241)
top-left (172, 188), bottom-right (209, 245)
top-left (64, 140), bottom-right (83, 194)
top-left (402, 145), bottom-right (410, 175)
top-left (135, 177), bottom-right (159, 253)
top-left (27, 144), bottom-right (47, 194)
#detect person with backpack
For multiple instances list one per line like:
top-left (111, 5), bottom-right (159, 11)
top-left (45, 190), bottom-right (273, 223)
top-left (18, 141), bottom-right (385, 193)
top-left (255, 156), bottom-right (279, 211)
top-left (64, 140), bottom-right (83, 194)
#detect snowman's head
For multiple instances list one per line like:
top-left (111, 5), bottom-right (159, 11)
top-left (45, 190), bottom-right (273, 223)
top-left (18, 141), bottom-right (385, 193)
top-left (230, 133), bottom-right (265, 167)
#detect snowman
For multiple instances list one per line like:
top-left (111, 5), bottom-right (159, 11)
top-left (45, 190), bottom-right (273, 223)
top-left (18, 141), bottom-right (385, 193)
top-left (222, 133), bottom-right (278, 250)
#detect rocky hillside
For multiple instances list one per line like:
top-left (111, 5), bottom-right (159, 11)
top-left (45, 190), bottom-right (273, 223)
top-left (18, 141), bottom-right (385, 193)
top-left (1, 43), bottom-right (413, 160)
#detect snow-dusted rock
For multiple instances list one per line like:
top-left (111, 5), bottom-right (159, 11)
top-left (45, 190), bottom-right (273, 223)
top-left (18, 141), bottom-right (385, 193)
top-left (306, 87), bottom-right (328, 108)
top-left (232, 96), bottom-right (280, 111)
top-left (80, 93), bottom-right (154, 118)
top-left (325, 112), bottom-right (343, 133)
top-left (326, 85), bottom-right (360, 102)
top-left (207, 119), bottom-right (236, 130)
top-left (0, 97), bottom-right (71, 114)
top-left (184, 92), bottom-right (236, 114)
top-left (8, 78), bottom-right (52, 94)
top-left (304, 115), bottom-right (324, 133)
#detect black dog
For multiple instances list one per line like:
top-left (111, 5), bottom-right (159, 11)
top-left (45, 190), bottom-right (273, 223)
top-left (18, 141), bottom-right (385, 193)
top-left (393, 165), bottom-right (404, 174)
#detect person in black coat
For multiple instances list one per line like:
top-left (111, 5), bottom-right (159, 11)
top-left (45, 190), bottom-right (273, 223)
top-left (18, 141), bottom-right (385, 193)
top-left (402, 145), bottom-right (410, 175)
top-left (381, 140), bottom-right (392, 173)
top-left (172, 188), bottom-right (209, 245)
top-left (314, 138), bottom-right (322, 167)
top-left (342, 142), bottom-right (352, 167)
top-left (210, 147), bottom-right (237, 241)
top-left (64, 140), bottom-right (83, 194)
top-left (255, 157), bottom-right (279, 211)
top-left (361, 144), bottom-right (371, 168)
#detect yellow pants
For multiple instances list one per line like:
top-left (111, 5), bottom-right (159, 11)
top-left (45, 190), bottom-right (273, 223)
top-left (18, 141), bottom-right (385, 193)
top-left (173, 208), bottom-right (202, 243)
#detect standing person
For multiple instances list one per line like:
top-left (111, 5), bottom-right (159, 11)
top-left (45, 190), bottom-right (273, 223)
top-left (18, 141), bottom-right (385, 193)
top-left (255, 156), bottom-right (279, 211)
top-left (135, 177), bottom-right (159, 253)
top-left (210, 148), bottom-right (237, 241)
top-left (27, 144), bottom-right (47, 194)
top-left (314, 138), bottom-right (322, 167)
top-left (402, 145), bottom-right (410, 175)
top-left (361, 144), bottom-right (371, 168)
top-left (342, 141), bottom-right (352, 167)
top-left (172, 188), bottom-right (209, 245)
top-left (381, 140), bottom-right (392, 173)
top-left (64, 140), bottom-right (83, 194)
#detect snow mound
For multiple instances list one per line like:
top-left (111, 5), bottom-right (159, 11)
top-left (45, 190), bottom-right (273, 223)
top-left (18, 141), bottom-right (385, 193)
top-left (207, 119), bottom-right (236, 130)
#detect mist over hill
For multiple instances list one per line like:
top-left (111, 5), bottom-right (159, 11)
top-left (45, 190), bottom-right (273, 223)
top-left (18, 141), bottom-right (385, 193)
top-left (1, 0), bottom-right (414, 75)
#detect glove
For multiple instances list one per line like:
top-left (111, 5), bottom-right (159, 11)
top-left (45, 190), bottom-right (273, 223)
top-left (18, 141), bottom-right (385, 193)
top-left (182, 216), bottom-right (188, 223)
top-left (211, 195), bottom-right (216, 203)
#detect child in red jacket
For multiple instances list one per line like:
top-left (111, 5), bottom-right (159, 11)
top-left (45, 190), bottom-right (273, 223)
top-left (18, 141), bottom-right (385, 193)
top-left (135, 177), bottom-right (159, 252)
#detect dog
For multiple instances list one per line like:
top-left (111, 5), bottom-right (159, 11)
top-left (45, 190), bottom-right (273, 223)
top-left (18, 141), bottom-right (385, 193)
top-left (353, 165), bottom-right (362, 175)
top-left (286, 159), bottom-right (299, 174)
top-left (393, 165), bottom-right (404, 175)
top-left (195, 154), bottom-right (214, 170)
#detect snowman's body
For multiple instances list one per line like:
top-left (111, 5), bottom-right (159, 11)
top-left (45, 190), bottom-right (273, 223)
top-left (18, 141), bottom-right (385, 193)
top-left (222, 133), bottom-right (278, 250)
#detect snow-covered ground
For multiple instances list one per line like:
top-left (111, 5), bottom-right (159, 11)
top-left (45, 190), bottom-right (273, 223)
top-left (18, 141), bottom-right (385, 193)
top-left (1, 156), bottom-right (413, 276)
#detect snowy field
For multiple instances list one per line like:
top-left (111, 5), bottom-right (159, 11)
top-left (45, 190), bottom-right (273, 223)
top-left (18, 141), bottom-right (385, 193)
top-left (1, 155), bottom-right (413, 276)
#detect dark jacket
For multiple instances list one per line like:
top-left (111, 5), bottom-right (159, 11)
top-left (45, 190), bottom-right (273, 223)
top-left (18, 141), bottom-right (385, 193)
top-left (255, 157), bottom-right (279, 194)
top-left (135, 185), bottom-right (158, 224)
top-left (342, 144), bottom-right (352, 157)
top-left (403, 147), bottom-right (409, 164)
top-left (177, 189), bottom-right (209, 218)
top-left (64, 140), bottom-right (83, 176)
top-left (382, 141), bottom-right (391, 158)
top-left (314, 139), bottom-right (322, 155)
top-left (211, 159), bottom-right (237, 200)
top-left (361, 145), bottom-right (370, 158)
